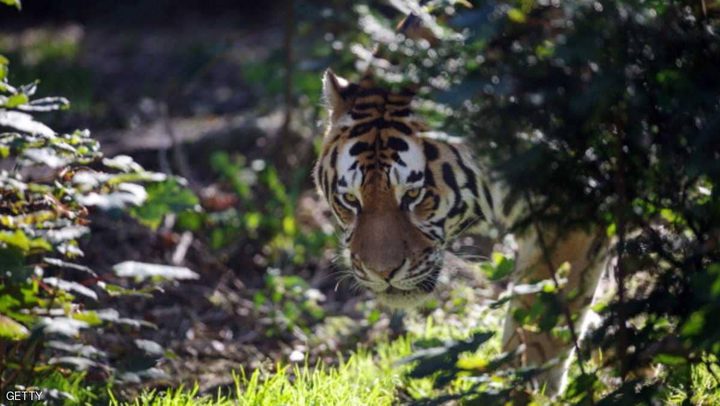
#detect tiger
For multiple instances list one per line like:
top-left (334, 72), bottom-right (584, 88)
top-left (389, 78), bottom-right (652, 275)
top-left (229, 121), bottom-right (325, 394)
top-left (313, 69), bottom-right (610, 395)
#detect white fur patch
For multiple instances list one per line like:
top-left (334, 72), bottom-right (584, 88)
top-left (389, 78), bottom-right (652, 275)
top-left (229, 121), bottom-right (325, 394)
top-left (391, 137), bottom-right (426, 202)
top-left (396, 138), bottom-right (426, 183)
top-left (336, 140), bottom-right (363, 192)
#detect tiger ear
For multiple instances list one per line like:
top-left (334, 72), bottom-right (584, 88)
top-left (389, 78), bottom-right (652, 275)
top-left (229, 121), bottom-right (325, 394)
top-left (323, 69), bottom-right (355, 121)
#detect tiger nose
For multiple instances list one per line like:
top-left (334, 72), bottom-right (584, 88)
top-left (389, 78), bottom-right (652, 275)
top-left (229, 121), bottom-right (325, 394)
top-left (353, 254), bottom-right (403, 280)
top-left (361, 258), bottom-right (405, 281)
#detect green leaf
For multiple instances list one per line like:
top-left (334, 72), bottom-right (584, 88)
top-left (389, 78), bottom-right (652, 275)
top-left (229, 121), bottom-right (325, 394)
top-left (253, 292), bottom-right (267, 306)
top-left (659, 208), bottom-right (683, 224)
top-left (4, 93), bottom-right (28, 108)
top-left (0, 111), bottom-right (54, 136)
top-left (46, 226), bottom-right (90, 244)
top-left (176, 211), bottom-right (204, 231)
top-left (0, 314), bottom-right (30, 340)
top-left (46, 340), bottom-right (106, 358)
top-left (113, 261), bottom-right (199, 281)
top-left (43, 257), bottom-right (97, 277)
top-left (681, 311), bottom-right (705, 337)
top-left (134, 339), bottom-right (164, 357)
top-left (0, 295), bottom-right (20, 313)
top-left (98, 282), bottom-right (154, 297)
top-left (402, 331), bottom-right (495, 379)
top-left (480, 252), bottom-right (515, 281)
top-left (39, 317), bottom-right (88, 337)
top-left (606, 222), bottom-right (616, 237)
top-left (77, 183), bottom-right (148, 210)
top-left (0, 0), bottom-right (21, 10)
top-left (654, 353), bottom-right (687, 366)
top-left (49, 356), bottom-right (98, 371)
top-left (0, 247), bottom-right (26, 276)
top-left (0, 59), bottom-right (7, 81)
top-left (507, 8), bottom-right (526, 23)
top-left (0, 230), bottom-right (31, 251)
top-left (44, 277), bottom-right (98, 300)
top-left (129, 179), bottom-right (199, 230)
top-left (23, 147), bottom-right (73, 168)
top-left (71, 311), bottom-right (103, 326)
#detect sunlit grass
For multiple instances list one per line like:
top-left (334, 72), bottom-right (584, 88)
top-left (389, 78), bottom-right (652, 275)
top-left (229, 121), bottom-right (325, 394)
top-left (111, 312), bottom-right (503, 406)
top-left (666, 362), bottom-right (720, 405)
top-left (43, 309), bottom-right (719, 405)
top-left (34, 274), bottom-right (720, 405)
top-left (113, 337), bottom-right (413, 406)
top-left (31, 371), bottom-right (99, 405)
top-left (36, 271), bottom-right (720, 406)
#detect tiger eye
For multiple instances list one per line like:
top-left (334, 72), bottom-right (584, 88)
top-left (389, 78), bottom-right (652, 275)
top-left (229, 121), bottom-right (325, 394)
top-left (343, 193), bottom-right (358, 202)
top-left (405, 188), bottom-right (421, 199)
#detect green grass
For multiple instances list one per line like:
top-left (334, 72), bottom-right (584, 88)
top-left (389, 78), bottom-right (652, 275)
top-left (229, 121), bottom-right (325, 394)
top-left (107, 312), bottom-right (501, 406)
top-left (35, 313), bottom-right (720, 405)
top-left (111, 324), bottom-right (490, 406)
top-left (30, 371), bottom-right (100, 405)
top-left (110, 326), bottom-right (720, 406)
top-left (33, 281), bottom-right (720, 406)
top-left (666, 362), bottom-right (720, 405)
top-left (113, 341), bottom-right (410, 406)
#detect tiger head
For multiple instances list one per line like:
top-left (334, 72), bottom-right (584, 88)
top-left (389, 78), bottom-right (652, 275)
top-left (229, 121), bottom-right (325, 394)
top-left (314, 70), bottom-right (485, 308)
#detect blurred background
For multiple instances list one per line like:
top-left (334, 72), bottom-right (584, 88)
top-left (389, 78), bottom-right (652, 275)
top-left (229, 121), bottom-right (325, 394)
top-left (0, 0), bottom-right (495, 397)
top-left (2, 0), bottom-right (719, 403)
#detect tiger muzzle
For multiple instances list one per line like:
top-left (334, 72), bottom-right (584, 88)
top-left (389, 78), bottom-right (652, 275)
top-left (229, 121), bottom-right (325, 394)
top-left (349, 209), bottom-right (433, 282)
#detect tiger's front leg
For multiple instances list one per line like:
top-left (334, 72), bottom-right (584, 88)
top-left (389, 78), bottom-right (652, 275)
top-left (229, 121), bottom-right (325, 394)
top-left (501, 228), bottom-right (608, 395)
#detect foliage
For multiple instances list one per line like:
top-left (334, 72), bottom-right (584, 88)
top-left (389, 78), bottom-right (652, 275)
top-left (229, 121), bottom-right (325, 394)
top-left (130, 178), bottom-right (199, 231)
top-left (115, 316), bottom-right (500, 406)
top-left (214, 0), bottom-right (720, 402)
top-left (51, 311), bottom-right (720, 406)
top-left (338, 0), bottom-right (720, 403)
top-left (176, 151), bottom-right (335, 267)
top-left (252, 269), bottom-right (326, 338)
top-left (3, 0), bottom-right (719, 403)
top-left (119, 344), bottom-right (408, 406)
top-left (0, 0), bottom-right (20, 10)
top-left (0, 19), bottom-right (196, 398)
top-left (403, 332), bottom-right (544, 405)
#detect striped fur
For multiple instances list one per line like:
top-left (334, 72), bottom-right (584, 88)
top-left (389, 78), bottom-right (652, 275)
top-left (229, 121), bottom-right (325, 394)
top-left (314, 70), bottom-right (610, 395)
top-left (314, 71), bottom-right (494, 307)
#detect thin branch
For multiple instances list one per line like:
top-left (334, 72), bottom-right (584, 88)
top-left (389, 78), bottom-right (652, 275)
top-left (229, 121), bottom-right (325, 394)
top-left (612, 124), bottom-right (630, 382)
top-left (160, 103), bottom-right (195, 187)
top-left (281, 0), bottom-right (295, 138)
top-left (521, 190), bottom-right (593, 403)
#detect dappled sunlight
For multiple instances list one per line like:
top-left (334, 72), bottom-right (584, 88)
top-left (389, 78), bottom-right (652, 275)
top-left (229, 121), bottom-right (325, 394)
top-left (1, 0), bottom-right (719, 404)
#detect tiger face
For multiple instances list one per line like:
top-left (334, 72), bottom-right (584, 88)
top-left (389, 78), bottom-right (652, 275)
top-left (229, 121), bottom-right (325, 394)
top-left (314, 70), bottom-right (486, 307)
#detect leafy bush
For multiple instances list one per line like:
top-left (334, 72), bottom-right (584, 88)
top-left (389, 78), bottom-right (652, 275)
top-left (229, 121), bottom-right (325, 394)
top-left (358, 0), bottom-right (720, 403)
top-left (176, 151), bottom-right (335, 267)
top-left (0, 28), bottom-right (197, 400)
top-left (252, 269), bottom-right (326, 338)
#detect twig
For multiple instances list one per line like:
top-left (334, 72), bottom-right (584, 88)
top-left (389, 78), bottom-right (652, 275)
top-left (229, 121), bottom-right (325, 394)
top-left (280, 0), bottom-right (295, 138)
top-left (612, 124), bottom-right (630, 382)
top-left (160, 103), bottom-right (195, 187)
top-left (521, 191), bottom-right (593, 402)
top-left (172, 231), bottom-right (194, 265)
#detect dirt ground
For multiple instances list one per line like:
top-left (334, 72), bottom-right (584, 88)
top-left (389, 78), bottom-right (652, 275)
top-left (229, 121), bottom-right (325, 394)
top-left (1, 9), bottom-right (495, 395)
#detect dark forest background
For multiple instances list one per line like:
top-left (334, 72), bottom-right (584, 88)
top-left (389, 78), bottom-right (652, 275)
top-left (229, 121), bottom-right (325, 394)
top-left (1, 0), bottom-right (719, 404)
